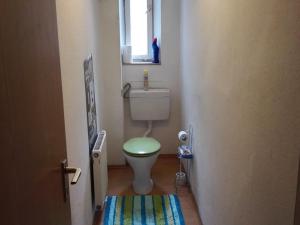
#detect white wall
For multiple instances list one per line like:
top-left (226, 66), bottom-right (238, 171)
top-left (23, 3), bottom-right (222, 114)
top-left (56, 0), bottom-right (102, 224)
top-left (97, 0), bottom-right (125, 165)
top-left (180, 0), bottom-right (300, 225)
top-left (122, 0), bottom-right (181, 154)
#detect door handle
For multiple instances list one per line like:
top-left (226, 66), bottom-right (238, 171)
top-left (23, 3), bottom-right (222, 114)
top-left (65, 167), bottom-right (81, 185)
top-left (61, 159), bottom-right (81, 202)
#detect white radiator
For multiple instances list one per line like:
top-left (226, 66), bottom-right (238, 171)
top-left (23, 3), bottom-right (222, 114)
top-left (92, 130), bottom-right (108, 209)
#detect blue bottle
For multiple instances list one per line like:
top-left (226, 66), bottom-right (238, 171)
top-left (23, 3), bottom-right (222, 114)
top-left (152, 38), bottom-right (159, 63)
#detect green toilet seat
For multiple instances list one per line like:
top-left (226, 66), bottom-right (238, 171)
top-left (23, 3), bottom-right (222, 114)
top-left (123, 137), bottom-right (161, 157)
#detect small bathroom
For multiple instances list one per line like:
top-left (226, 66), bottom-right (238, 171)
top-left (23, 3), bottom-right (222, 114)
top-left (54, 0), bottom-right (299, 224)
top-left (3, 0), bottom-right (299, 225)
top-left (56, 0), bottom-right (300, 225)
top-left (92, 0), bottom-right (300, 224)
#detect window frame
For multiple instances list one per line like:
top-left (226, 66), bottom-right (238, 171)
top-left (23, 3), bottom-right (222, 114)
top-left (124, 0), bottom-right (153, 61)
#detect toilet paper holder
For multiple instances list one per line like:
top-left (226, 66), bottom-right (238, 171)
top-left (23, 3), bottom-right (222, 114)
top-left (178, 145), bottom-right (193, 159)
top-left (176, 126), bottom-right (193, 192)
top-left (177, 126), bottom-right (193, 159)
top-left (178, 130), bottom-right (189, 143)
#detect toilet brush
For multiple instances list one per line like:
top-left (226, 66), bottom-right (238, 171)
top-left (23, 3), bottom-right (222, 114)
top-left (175, 157), bottom-right (187, 188)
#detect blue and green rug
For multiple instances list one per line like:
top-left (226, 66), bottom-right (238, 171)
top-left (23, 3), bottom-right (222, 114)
top-left (103, 194), bottom-right (185, 225)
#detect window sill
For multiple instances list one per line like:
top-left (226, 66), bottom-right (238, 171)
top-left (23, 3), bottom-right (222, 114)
top-left (122, 61), bottom-right (161, 66)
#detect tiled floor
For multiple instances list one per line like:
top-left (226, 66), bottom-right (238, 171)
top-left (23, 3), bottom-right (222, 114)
top-left (94, 156), bottom-right (202, 225)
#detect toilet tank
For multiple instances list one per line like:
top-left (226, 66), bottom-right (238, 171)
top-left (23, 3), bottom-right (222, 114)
top-left (129, 89), bottom-right (170, 121)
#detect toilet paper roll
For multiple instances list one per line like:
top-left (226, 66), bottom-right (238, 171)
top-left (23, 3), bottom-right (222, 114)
top-left (178, 131), bottom-right (188, 143)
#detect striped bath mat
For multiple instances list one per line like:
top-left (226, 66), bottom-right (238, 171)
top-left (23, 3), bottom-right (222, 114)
top-left (103, 194), bottom-right (185, 225)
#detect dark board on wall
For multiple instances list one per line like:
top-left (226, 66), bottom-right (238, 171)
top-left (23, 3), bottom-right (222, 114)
top-left (83, 55), bottom-right (98, 152)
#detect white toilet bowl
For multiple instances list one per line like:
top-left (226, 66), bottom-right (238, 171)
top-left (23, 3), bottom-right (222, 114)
top-left (123, 137), bottom-right (160, 194)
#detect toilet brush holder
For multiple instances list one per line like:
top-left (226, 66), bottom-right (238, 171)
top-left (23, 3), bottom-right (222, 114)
top-left (176, 171), bottom-right (186, 186)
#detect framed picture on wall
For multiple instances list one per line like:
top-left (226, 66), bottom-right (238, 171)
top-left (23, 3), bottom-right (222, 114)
top-left (83, 55), bottom-right (98, 151)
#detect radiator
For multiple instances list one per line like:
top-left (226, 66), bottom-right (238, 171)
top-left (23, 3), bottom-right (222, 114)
top-left (92, 130), bottom-right (108, 209)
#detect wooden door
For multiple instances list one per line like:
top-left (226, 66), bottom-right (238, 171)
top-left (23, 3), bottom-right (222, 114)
top-left (295, 161), bottom-right (300, 225)
top-left (0, 1), bottom-right (72, 225)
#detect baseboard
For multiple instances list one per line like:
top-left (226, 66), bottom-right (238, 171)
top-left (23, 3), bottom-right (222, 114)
top-left (158, 154), bottom-right (178, 159)
top-left (108, 164), bottom-right (128, 169)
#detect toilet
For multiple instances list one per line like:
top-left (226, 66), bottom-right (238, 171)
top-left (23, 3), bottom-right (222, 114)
top-left (123, 88), bottom-right (170, 194)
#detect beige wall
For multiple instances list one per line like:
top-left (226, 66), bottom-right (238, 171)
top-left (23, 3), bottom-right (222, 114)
top-left (56, 0), bottom-right (103, 224)
top-left (180, 0), bottom-right (300, 225)
top-left (122, 0), bottom-right (181, 154)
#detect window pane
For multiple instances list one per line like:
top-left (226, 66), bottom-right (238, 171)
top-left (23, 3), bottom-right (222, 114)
top-left (130, 0), bottom-right (148, 56)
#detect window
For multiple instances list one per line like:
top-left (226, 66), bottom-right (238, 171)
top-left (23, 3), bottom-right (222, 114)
top-left (125, 0), bottom-right (153, 61)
